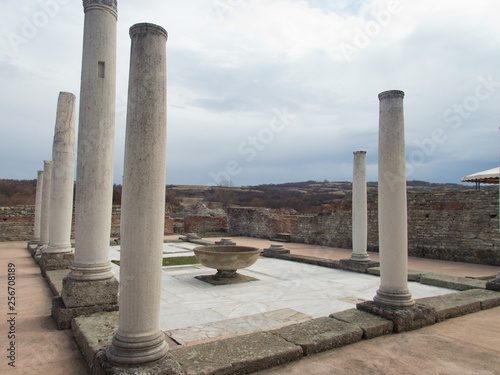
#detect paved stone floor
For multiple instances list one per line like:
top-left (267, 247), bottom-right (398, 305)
top-left (108, 240), bottom-right (456, 345)
top-left (1, 237), bottom-right (499, 374)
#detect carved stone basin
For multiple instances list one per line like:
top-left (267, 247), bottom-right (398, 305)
top-left (193, 245), bottom-right (260, 280)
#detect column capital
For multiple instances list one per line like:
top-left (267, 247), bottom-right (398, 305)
top-left (129, 23), bottom-right (168, 40)
top-left (83, 0), bottom-right (117, 17)
top-left (353, 150), bottom-right (366, 155)
top-left (378, 90), bottom-right (404, 100)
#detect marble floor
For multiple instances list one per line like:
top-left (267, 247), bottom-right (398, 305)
top-left (108, 242), bottom-right (455, 345)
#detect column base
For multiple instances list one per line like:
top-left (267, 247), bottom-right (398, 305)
top-left (61, 276), bottom-right (119, 308)
top-left (339, 259), bottom-right (379, 273)
top-left (40, 252), bottom-right (74, 277)
top-left (349, 253), bottom-right (371, 262)
top-left (106, 331), bottom-right (169, 366)
top-left (52, 296), bottom-right (118, 330)
top-left (357, 300), bottom-right (436, 333)
top-left (94, 349), bottom-right (184, 375)
top-left (486, 277), bottom-right (500, 292)
top-left (373, 288), bottom-right (415, 308)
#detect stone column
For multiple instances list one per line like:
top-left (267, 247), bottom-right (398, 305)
top-left (41, 92), bottom-right (76, 273)
top-left (350, 151), bottom-right (370, 262)
top-left (54, 0), bottom-right (118, 329)
top-left (30, 170), bottom-right (44, 248)
top-left (374, 90), bottom-right (414, 308)
top-left (106, 22), bottom-right (169, 366)
top-left (37, 161), bottom-right (53, 250)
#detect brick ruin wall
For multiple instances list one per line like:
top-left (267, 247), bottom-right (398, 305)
top-left (1, 190), bottom-right (498, 266)
top-left (0, 205), bottom-right (174, 242)
top-left (228, 190), bottom-right (500, 266)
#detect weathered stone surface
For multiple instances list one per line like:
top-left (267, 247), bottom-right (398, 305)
top-left (339, 259), bottom-right (380, 274)
top-left (271, 317), bottom-right (363, 356)
top-left (416, 292), bottom-right (482, 322)
top-left (40, 252), bottom-right (73, 275)
top-left (357, 301), bottom-right (436, 333)
top-left (94, 350), bottom-right (185, 375)
top-left (420, 273), bottom-right (486, 291)
top-left (330, 308), bottom-right (393, 339)
top-left (171, 331), bottom-right (303, 374)
top-left (459, 288), bottom-right (500, 310)
top-left (61, 277), bottom-right (119, 307)
top-left (45, 269), bottom-right (70, 296)
top-left (486, 277), bottom-right (500, 292)
top-left (51, 296), bottom-right (118, 330)
top-left (262, 248), bottom-right (290, 257)
top-left (73, 311), bottom-right (119, 367)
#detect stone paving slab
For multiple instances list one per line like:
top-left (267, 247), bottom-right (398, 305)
top-left (270, 317), bottom-right (363, 356)
top-left (45, 268), bottom-right (70, 296)
top-left (170, 332), bottom-right (303, 375)
top-left (329, 308), bottom-right (394, 339)
top-left (167, 308), bottom-right (311, 346)
top-left (416, 289), bottom-right (500, 321)
top-left (420, 273), bottom-right (487, 290)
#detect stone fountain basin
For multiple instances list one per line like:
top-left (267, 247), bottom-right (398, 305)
top-left (193, 245), bottom-right (260, 271)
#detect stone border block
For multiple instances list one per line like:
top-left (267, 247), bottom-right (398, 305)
top-left (420, 273), bottom-right (486, 291)
top-left (330, 308), bottom-right (393, 339)
top-left (171, 331), bottom-right (303, 374)
top-left (416, 291), bottom-right (482, 322)
top-left (486, 278), bottom-right (500, 292)
top-left (45, 269), bottom-right (70, 296)
top-left (271, 317), bottom-right (363, 356)
top-left (51, 296), bottom-right (119, 330)
top-left (262, 248), bottom-right (290, 257)
top-left (356, 301), bottom-right (436, 333)
top-left (339, 259), bottom-right (380, 273)
top-left (72, 311), bottom-right (119, 368)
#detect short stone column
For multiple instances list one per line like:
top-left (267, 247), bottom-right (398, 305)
top-left (373, 90), bottom-right (414, 308)
top-left (53, 0), bottom-right (118, 330)
top-left (106, 23), bottom-right (169, 365)
top-left (29, 170), bottom-right (44, 249)
top-left (41, 92), bottom-right (77, 274)
top-left (350, 151), bottom-right (369, 262)
top-left (37, 161), bottom-right (53, 251)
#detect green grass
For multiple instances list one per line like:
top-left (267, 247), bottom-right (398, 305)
top-left (111, 256), bottom-right (199, 267)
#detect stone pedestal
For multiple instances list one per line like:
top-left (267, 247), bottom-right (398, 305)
top-left (105, 23), bottom-right (169, 366)
top-left (41, 92), bottom-right (77, 275)
top-left (29, 170), bottom-right (44, 248)
top-left (35, 161), bottom-right (53, 262)
top-left (215, 238), bottom-right (236, 245)
top-left (350, 151), bottom-right (370, 262)
top-left (53, 0), bottom-right (118, 328)
top-left (373, 90), bottom-right (414, 308)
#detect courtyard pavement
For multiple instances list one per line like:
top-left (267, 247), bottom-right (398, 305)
top-left (1, 237), bottom-right (499, 374)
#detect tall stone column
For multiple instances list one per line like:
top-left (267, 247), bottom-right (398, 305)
top-left (30, 170), bottom-right (44, 248)
top-left (37, 161), bottom-right (53, 250)
top-left (374, 90), bottom-right (414, 308)
top-left (106, 23), bottom-right (169, 366)
top-left (41, 92), bottom-right (76, 274)
top-left (350, 151), bottom-right (370, 262)
top-left (54, 0), bottom-right (118, 329)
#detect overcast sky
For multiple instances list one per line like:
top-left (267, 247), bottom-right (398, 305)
top-left (1, 0), bottom-right (498, 186)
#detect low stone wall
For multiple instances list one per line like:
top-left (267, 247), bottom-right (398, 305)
top-left (0, 205), bottom-right (175, 242)
top-left (228, 190), bottom-right (500, 266)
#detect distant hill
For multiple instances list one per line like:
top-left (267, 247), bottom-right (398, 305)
top-left (0, 178), bottom-right (488, 211)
